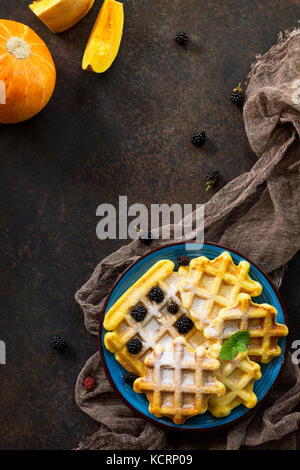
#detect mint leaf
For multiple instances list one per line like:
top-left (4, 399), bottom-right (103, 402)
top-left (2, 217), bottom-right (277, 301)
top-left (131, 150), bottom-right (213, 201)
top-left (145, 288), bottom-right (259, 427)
top-left (237, 342), bottom-right (247, 352)
top-left (219, 342), bottom-right (237, 360)
top-left (234, 331), bottom-right (250, 350)
top-left (219, 331), bottom-right (250, 360)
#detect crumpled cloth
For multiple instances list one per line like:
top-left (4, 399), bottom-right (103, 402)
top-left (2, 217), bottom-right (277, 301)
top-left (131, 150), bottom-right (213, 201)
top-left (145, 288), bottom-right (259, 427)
top-left (75, 28), bottom-right (300, 450)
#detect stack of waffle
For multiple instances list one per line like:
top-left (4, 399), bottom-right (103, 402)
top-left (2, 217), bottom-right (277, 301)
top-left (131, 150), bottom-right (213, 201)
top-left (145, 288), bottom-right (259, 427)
top-left (104, 252), bottom-right (288, 424)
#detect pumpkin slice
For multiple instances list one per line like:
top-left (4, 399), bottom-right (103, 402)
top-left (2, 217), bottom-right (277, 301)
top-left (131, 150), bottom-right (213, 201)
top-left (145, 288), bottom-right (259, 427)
top-left (29, 0), bottom-right (95, 33)
top-left (82, 0), bottom-right (124, 73)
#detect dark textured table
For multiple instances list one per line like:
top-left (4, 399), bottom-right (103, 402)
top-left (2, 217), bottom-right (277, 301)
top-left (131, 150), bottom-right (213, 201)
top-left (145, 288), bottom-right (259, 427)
top-left (0, 0), bottom-right (299, 450)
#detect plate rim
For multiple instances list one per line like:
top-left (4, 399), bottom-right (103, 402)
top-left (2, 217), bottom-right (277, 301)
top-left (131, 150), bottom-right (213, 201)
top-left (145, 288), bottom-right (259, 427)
top-left (98, 241), bottom-right (288, 432)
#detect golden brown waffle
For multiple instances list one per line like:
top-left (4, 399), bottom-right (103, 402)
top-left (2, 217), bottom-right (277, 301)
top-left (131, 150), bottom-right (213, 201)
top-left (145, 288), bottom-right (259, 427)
top-left (208, 350), bottom-right (262, 417)
top-left (133, 337), bottom-right (225, 424)
top-left (104, 260), bottom-right (207, 376)
top-left (178, 252), bottom-right (262, 330)
top-left (204, 293), bottom-right (288, 363)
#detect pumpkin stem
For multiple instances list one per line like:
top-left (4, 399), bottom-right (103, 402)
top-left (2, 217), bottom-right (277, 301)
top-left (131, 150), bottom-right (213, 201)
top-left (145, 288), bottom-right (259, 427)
top-left (6, 37), bottom-right (31, 59)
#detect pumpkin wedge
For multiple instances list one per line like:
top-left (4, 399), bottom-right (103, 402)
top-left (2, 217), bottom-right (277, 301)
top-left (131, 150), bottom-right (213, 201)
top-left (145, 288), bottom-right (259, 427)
top-left (82, 0), bottom-right (124, 73)
top-left (29, 0), bottom-right (95, 33)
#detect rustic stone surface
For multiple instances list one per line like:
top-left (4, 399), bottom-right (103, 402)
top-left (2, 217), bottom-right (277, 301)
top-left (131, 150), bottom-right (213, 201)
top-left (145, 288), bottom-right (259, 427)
top-left (0, 0), bottom-right (299, 450)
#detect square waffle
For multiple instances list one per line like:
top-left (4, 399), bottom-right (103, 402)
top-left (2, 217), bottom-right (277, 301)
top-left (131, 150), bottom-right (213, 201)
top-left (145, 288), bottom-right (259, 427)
top-left (178, 251), bottom-right (262, 330)
top-left (133, 337), bottom-right (225, 424)
top-left (208, 350), bottom-right (262, 417)
top-left (104, 260), bottom-right (207, 376)
top-left (204, 293), bottom-right (288, 363)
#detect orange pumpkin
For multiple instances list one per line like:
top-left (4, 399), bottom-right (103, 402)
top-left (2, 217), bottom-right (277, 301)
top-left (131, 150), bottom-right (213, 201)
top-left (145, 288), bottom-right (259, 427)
top-left (0, 20), bottom-right (56, 124)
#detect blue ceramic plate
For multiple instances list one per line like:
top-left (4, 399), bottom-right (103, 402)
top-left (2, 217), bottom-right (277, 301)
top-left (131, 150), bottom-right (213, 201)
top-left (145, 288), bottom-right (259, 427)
top-left (99, 242), bottom-right (287, 431)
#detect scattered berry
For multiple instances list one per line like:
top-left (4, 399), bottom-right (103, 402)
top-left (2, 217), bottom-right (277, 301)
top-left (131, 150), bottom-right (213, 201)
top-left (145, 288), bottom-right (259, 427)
top-left (175, 316), bottom-right (194, 334)
top-left (123, 371), bottom-right (139, 386)
top-left (130, 305), bottom-right (147, 322)
top-left (205, 170), bottom-right (220, 191)
top-left (50, 335), bottom-right (67, 352)
top-left (140, 231), bottom-right (152, 244)
top-left (167, 299), bottom-right (179, 314)
top-left (191, 131), bottom-right (206, 146)
top-left (175, 31), bottom-right (188, 45)
top-left (229, 83), bottom-right (245, 107)
top-left (136, 226), bottom-right (152, 244)
top-left (148, 286), bottom-right (165, 303)
top-left (177, 255), bottom-right (190, 266)
top-left (127, 337), bottom-right (143, 354)
top-left (83, 376), bottom-right (96, 393)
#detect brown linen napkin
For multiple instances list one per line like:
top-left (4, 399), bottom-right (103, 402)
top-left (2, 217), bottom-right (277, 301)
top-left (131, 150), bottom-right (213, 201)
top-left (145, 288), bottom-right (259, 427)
top-left (75, 28), bottom-right (300, 450)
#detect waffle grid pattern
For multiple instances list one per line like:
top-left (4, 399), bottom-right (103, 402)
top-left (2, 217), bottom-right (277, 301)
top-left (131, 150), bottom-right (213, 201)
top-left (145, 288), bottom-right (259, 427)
top-left (179, 252), bottom-right (262, 329)
top-left (208, 351), bottom-right (262, 417)
top-left (104, 262), bottom-right (206, 376)
top-left (204, 293), bottom-right (289, 363)
top-left (134, 337), bottom-right (225, 424)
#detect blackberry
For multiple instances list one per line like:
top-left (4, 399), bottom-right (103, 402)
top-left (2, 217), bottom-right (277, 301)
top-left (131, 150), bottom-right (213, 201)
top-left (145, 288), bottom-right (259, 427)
top-left (123, 371), bottom-right (139, 386)
top-left (177, 255), bottom-right (190, 266)
top-left (167, 299), bottom-right (179, 314)
top-left (175, 316), bottom-right (194, 334)
top-left (140, 231), bottom-right (152, 244)
top-left (130, 305), bottom-right (147, 322)
top-left (175, 31), bottom-right (188, 45)
top-left (136, 226), bottom-right (152, 244)
top-left (230, 83), bottom-right (245, 107)
top-left (50, 335), bottom-right (67, 352)
top-left (206, 170), bottom-right (220, 191)
top-left (191, 131), bottom-right (206, 146)
top-left (127, 337), bottom-right (143, 354)
top-left (148, 286), bottom-right (164, 303)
